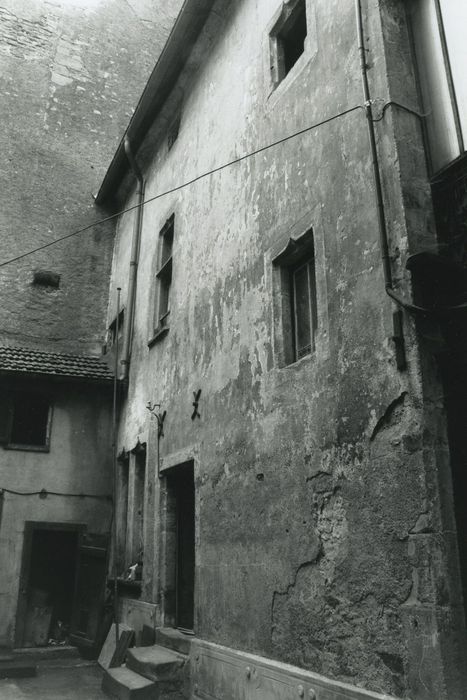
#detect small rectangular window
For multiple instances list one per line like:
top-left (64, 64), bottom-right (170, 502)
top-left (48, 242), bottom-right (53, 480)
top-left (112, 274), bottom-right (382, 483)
top-left (167, 115), bottom-right (181, 151)
top-left (270, 0), bottom-right (307, 87)
top-left (273, 227), bottom-right (317, 365)
top-left (153, 215), bottom-right (174, 336)
top-left (2, 392), bottom-right (52, 451)
top-left (106, 309), bottom-right (124, 352)
top-left (292, 259), bottom-right (317, 360)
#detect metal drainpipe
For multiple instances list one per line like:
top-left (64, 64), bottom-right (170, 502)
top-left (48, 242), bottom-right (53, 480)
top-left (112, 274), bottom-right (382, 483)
top-left (355, 0), bottom-right (393, 291)
top-left (121, 136), bottom-right (145, 380)
top-left (355, 0), bottom-right (406, 369)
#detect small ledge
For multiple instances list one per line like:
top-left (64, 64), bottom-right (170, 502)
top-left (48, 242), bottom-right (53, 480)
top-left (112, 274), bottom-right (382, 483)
top-left (3, 443), bottom-right (50, 453)
top-left (148, 325), bottom-right (169, 348)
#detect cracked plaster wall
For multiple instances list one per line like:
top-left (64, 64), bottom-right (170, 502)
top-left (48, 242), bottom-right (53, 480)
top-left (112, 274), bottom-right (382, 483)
top-left (107, 0), bottom-right (466, 698)
top-left (0, 0), bottom-right (183, 354)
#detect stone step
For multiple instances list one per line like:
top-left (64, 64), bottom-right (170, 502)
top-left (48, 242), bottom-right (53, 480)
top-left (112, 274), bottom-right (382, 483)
top-left (101, 666), bottom-right (156, 700)
top-left (126, 645), bottom-right (186, 682)
top-left (155, 628), bottom-right (194, 656)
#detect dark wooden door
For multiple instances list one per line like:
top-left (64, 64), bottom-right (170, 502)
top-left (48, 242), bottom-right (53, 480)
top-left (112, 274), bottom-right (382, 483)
top-left (175, 464), bottom-right (195, 631)
top-left (69, 533), bottom-right (108, 649)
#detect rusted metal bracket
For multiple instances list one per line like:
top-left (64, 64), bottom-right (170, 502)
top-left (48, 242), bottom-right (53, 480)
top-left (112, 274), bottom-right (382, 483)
top-left (146, 402), bottom-right (166, 438)
top-left (191, 389), bottom-right (201, 420)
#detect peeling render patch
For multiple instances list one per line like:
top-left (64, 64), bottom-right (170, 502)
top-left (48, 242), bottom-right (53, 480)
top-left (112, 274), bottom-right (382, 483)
top-left (271, 555), bottom-right (323, 626)
top-left (369, 392), bottom-right (407, 442)
top-left (51, 34), bottom-right (90, 86)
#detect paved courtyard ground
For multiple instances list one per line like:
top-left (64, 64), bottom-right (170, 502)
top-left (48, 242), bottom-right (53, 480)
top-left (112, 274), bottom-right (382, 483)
top-left (0, 661), bottom-right (106, 699)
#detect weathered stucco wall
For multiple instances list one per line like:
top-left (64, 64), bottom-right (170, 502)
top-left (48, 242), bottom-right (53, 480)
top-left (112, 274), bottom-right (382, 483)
top-left (0, 380), bottom-right (113, 647)
top-left (0, 0), bottom-right (183, 354)
top-left (108, 0), bottom-right (466, 698)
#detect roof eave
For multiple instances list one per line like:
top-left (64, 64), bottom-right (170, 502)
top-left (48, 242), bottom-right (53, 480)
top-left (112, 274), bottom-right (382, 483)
top-left (0, 369), bottom-right (116, 386)
top-left (95, 0), bottom-right (217, 205)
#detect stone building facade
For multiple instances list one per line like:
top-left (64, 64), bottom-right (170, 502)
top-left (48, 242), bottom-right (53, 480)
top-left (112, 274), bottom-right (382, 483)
top-left (0, 0), bottom-right (182, 354)
top-left (98, 0), bottom-right (467, 699)
top-left (0, 0), bottom-right (182, 652)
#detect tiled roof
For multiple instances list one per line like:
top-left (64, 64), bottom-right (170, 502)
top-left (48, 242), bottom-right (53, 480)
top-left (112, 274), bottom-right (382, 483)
top-left (0, 346), bottom-right (115, 382)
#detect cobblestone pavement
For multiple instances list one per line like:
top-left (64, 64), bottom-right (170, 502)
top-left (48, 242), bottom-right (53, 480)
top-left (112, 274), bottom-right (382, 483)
top-left (0, 662), bottom-right (106, 699)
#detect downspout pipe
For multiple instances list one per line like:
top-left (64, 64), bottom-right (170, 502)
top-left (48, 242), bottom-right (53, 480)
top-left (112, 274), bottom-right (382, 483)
top-left (355, 5), bottom-right (467, 323)
top-left (121, 136), bottom-right (145, 380)
top-left (355, 0), bottom-right (393, 293)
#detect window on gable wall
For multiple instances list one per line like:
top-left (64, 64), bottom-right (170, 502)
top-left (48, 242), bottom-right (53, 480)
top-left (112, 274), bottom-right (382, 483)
top-left (105, 308), bottom-right (124, 354)
top-left (409, 0), bottom-right (467, 173)
top-left (270, 0), bottom-right (308, 87)
top-left (153, 214), bottom-right (174, 336)
top-left (273, 227), bottom-right (318, 365)
top-left (0, 391), bottom-right (52, 451)
top-left (167, 114), bottom-right (181, 151)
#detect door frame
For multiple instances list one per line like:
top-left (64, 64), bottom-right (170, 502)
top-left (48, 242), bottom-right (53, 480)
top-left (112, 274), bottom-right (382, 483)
top-left (159, 457), bottom-right (196, 632)
top-left (15, 521), bottom-right (86, 648)
top-left (174, 461), bottom-right (195, 632)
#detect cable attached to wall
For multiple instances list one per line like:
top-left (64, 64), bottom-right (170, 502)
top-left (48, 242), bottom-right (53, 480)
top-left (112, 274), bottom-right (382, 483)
top-left (0, 487), bottom-right (112, 500)
top-left (0, 105), bottom-right (365, 270)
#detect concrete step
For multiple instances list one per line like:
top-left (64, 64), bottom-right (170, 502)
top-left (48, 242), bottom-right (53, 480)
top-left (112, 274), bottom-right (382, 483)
top-left (155, 628), bottom-right (194, 656)
top-left (101, 666), bottom-right (156, 700)
top-left (126, 645), bottom-right (186, 682)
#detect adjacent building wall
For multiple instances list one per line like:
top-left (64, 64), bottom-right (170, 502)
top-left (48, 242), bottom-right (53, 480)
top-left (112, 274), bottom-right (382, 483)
top-left (0, 379), bottom-right (113, 647)
top-left (0, 0), bottom-right (183, 354)
top-left (107, 0), bottom-right (466, 698)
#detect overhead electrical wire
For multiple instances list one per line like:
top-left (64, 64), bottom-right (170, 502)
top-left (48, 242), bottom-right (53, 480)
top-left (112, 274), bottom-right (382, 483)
top-left (0, 104), bottom-right (364, 270)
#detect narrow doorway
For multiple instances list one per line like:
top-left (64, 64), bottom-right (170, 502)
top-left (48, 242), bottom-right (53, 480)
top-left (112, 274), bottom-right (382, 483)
top-left (166, 461), bottom-right (195, 632)
top-left (16, 525), bottom-right (81, 648)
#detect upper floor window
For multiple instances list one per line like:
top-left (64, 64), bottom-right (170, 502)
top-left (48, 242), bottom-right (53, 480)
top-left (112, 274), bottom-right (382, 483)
top-left (270, 0), bottom-right (308, 88)
top-left (105, 308), bottom-right (124, 354)
top-left (1, 391), bottom-right (52, 451)
top-left (409, 0), bottom-right (467, 173)
top-left (167, 114), bottom-right (181, 151)
top-left (273, 227), bottom-right (317, 365)
top-left (151, 214), bottom-right (174, 342)
top-left (291, 257), bottom-right (317, 360)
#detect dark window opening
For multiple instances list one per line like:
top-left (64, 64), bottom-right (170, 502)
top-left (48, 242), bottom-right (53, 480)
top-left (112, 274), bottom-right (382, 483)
top-left (280, 0), bottom-right (307, 75)
top-left (154, 215), bottom-right (174, 334)
top-left (106, 308), bottom-right (125, 352)
top-left (291, 258), bottom-right (317, 360)
top-left (271, 0), bottom-right (307, 86)
top-left (33, 270), bottom-right (61, 289)
top-left (167, 115), bottom-right (181, 151)
top-left (9, 394), bottom-right (51, 448)
top-left (273, 227), bottom-right (317, 365)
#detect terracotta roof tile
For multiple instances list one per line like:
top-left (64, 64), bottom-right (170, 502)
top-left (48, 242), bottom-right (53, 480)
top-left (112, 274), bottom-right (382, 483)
top-left (0, 346), bottom-right (115, 382)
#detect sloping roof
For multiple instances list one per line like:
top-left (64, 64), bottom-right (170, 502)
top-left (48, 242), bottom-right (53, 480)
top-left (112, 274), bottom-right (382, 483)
top-left (0, 346), bottom-right (115, 383)
top-left (96, 0), bottom-right (217, 203)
